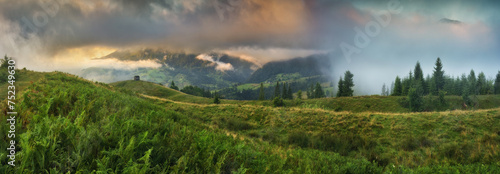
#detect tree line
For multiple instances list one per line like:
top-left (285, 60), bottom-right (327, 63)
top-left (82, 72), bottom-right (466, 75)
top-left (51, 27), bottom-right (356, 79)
top-left (387, 57), bottom-right (500, 111)
top-left (167, 69), bottom-right (358, 103)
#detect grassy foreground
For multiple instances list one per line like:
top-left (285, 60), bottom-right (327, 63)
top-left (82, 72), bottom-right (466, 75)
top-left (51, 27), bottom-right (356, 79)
top-left (0, 72), bottom-right (499, 173)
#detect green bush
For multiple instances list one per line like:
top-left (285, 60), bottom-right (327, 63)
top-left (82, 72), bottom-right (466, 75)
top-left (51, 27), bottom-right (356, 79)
top-left (272, 97), bottom-right (284, 107)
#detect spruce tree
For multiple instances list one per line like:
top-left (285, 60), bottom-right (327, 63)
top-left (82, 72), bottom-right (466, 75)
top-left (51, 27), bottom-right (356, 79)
top-left (288, 84), bottom-right (293, 99)
top-left (460, 74), bottom-right (468, 96)
top-left (274, 82), bottom-right (281, 99)
top-left (414, 61), bottom-right (427, 94)
top-left (477, 72), bottom-right (487, 95)
top-left (393, 76), bottom-right (402, 96)
top-left (258, 82), bottom-right (265, 100)
top-left (433, 57), bottom-right (445, 94)
top-left (402, 71), bottom-right (413, 96)
top-left (170, 81), bottom-right (179, 90)
top-left (1, 55), bottom-right (10, 68)
top-left (282, 82), bottom-right (287, 99)
top-left (495, 71), bottom-right (500, 94)
top-left (409, 71), bottom-right (413, 83)
top-left (468, 70), bottom-right (477, 95)
top-left (337, 77), bottom-right (344, 97)
top-left (343, 71), bottom-right (355, 97)
top-left (414, 62), bottom-right (424, 82)
top-left (314, 82), bottom-right (324, 98)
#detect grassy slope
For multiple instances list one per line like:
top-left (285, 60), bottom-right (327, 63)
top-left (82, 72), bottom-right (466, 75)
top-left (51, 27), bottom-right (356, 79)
top-left (113, 80), bottom-right (500, 113)
top-left (0, 69), bottom-right (46, 100)
top-left (111, 80), bottom-right (214, 104)
top-left (1, 72), bottom-right (499, 173)
top-left (1, 72), bottom-right (387, 173)
top-left (115, 79), bottom-right (500, 171)
top-left (160, 101), bottom-right (500, 168)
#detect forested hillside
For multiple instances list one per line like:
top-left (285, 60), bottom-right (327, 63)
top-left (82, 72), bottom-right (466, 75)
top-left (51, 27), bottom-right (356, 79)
top-left (246, 54), bottom-right (332, 83)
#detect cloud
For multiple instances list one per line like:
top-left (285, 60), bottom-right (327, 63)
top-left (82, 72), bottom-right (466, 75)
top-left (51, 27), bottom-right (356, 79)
top-left (217, 47), bottom-right (328, 65)
top-left (196, 54), bottom-right (234, 72)
top-left (85, 58), bottom-right (162, 70)
top-left (0, 0), bottom-right (313, 55)
top-left (440, 18), bottom-right (462, 24)
top-left (0, 0), bottom-right (499, 95)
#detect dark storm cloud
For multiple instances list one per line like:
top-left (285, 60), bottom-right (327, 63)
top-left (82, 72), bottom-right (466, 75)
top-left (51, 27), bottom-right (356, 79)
top-left (0, 0), bottom-right (322, 56)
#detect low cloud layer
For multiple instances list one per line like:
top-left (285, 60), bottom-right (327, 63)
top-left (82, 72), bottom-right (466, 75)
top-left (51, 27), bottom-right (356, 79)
top-left (196, 54), bottom-right (234, 72)
top-left (85, 58), bottom-right (162, 70)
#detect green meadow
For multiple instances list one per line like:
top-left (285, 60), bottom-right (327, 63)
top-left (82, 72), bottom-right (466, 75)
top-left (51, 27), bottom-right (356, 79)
top-left (1, 71), bottom-right (499, 173)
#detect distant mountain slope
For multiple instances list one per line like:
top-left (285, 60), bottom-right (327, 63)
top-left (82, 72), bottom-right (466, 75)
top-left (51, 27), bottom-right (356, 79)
top-left (81, 49), bottom-right (259, 89)
top-left (246, 54), bottom-right (332, 83)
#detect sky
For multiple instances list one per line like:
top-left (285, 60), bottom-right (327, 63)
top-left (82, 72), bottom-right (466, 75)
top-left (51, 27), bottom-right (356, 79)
top-left (0, 0), bottom-right (499, 94)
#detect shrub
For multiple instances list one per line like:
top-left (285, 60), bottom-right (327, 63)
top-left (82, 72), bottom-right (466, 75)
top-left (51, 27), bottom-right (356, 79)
top-left (214, 93), bottom-right (221, 104)
top-left (272, 97), bottom-right (284, 107)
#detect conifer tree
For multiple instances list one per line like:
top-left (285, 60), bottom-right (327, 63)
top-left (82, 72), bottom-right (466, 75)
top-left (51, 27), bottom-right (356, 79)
top-left (170, 81), bottom-right (179, 90)
top-left (477, 72), bottom-right (487, 95)
top-left (468, 70), bottom-right (477, 95)
top-left (460, 74), bottom-right (468, 96)
top-left (274, 81), bottom-right (281, 99)
top-left (393, 76), bottom-right (402, 96)
top-left (259, 82), bottom-right (265, 100)
top-left (343, 71), bottom-right (355, 97)
top-left (288, 84), bottom-right (293, 99)
top-left (314, 82), bottom-right (324, 98)
top-left (414, 61), bottom-right (427, 94)
top-left (433, 57), bottom-right (445, 94)
top-left (1, 55), bottom-right (10, 68)
top-left (337, 77), bottom-right (344, 97)
top-left (282, 82), bottom-right (287, 99)
top-left (414, 62), bottom-right (424, 82)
